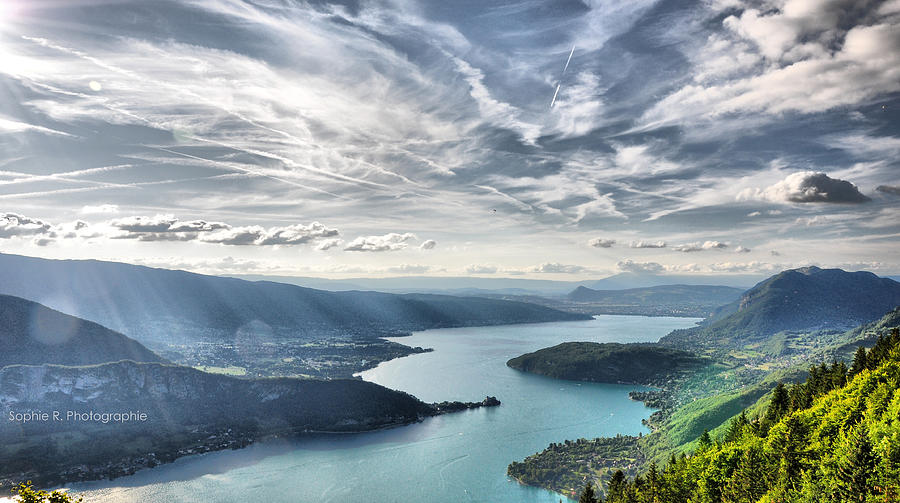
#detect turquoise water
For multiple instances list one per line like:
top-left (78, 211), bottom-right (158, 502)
top-left (70, 315), bottom-right (700, 502)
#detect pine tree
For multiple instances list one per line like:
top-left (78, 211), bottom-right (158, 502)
top-left (607, 470), bottom-right (627, 503)
top-left (836, 428), bottom-right (876, 502)
top-left (722, 445), bottom-right (769, 502)
top-left (849, 346), bottom-right (868, 376)
top-left (579, 481), bottom-right (599, 503)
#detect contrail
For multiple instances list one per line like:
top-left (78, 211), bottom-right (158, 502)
top-left (562, 44), bottom-right (576, 73)
top-left (550, 44), bottom-right (576, 109)
top-left (549, 84), bottom-right (562, 109)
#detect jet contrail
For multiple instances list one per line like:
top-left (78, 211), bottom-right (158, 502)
top-left (549, 84), bottom-right (562, 109)
top-left (562, 44), bottom-right (576, 73)
top-left (550, 44), bottom-right (576, 109)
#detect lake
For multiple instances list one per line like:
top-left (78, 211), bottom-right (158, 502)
top-left (68, 315), bottom-right (700, 502)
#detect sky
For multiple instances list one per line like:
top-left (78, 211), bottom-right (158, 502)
top-left (0, 0), bottom-right (897, 279)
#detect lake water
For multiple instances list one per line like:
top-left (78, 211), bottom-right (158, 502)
top-left (69, 315), bottom-right (700, 502)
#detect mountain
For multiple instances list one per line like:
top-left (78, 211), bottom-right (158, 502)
top-left (660, 267), bottom-right (900, 351)
top-left (0, 253), bottom-right (589, 346)
top-left (0, 360), bottom-right (437, 486)
top-left (583, 272), bottom-right (760, 290)
top-left (567, 284), bottom-right (744, 311)
top-left (232, 273), bottom-right (759, 295)
top-left (0, 294), bottom-right (164, 368)
top-left (507, 342), bottom-right (708, 385)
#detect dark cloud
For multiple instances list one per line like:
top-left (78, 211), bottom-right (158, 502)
top-left (877, 185), bottom-right (900, 196)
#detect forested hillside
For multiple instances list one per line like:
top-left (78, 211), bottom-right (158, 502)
top-left (575, 328), bottom-right (900, 502)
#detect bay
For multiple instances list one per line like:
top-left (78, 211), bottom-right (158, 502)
top-left (69, 315), bottom-right (700, 502)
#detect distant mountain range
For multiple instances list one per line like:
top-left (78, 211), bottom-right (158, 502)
top-left (0, 253), bottom-right (588, 346)
top-left (567, 284), bottom-right (744, 310)
top-left (233, 271), bottom-right (764, 295)
top-left (0, 294), bottom-right (164, 368)
top-left (660, 266), bottom-right (900, 350)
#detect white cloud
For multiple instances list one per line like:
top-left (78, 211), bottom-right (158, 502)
top-left (629, 240), bottom-right (667, 249)
top-left (617, 260), bottom-right (665, 274)
top-left (0, 212), bottom-right (52, 238)
top-left (641, 4), bottom-right (900, 130)
top-left (387, 264), bottom-right (431, 274)
top-left (673, 240), bottom-right (729, 252)
top-left (108, 215), bottom-right (339, 246)
top-left (530, 263), bottom-right (587, 274)
top-left (80, 204), bottom-right (119, 214)
top-left (419, 239), bottom-right (437, 250)
top-left (466, 264), bottom-right (499, 274)
top-left (588, 238), bottom-right (616, 248)
top-left (344, 232), bottom-right (417, 252)
top-left (738, 171), bottom-right (871, 204)
top-left (316, 238), bottom-right (343, 251)
top-left (735, 245), bottom-right (751, 253)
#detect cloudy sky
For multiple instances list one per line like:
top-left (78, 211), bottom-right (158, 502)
top-left (0, 0), bottom-right (897, 279)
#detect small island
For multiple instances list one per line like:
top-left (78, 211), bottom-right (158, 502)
top-left (506, 342), bottom-right (708, 385)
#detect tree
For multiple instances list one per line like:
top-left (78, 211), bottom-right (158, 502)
top-left (607, 470), bottom-right (627, 502)
top-left (849, 346), bottom-right (867, 376)
top-left (722, 445), bottom-right (769, 502)
top-left (579, 481), bottom-right (599, 503)
top-left (836, 428), bottom-right (876, 502)
top-left (12, 482), bottom-right (82, 503)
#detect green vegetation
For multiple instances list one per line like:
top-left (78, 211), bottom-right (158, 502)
top-left (509, 306), bottom-right (900, 498)
top-left (576, 328), bottom-right (900, 502)
top-left (10, 482), bottom-right (81, 503)
top-left (507, 342), bottom-right (709, 385)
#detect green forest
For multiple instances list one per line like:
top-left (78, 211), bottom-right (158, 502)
top-left (574, 328), bottom-right (900, 502)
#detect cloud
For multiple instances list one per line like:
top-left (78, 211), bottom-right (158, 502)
top-left (80, 204), bottom-right (119, 214)
top-left (466, 264), bottom-right (499, 274)
top-left (109, 215), bottom-right (339, 246)
top-left (735, 246), bottom-right (751, 253)
top-left (877, 185), bottom-right (900, 196)
top-left (530, 263), bottom-right (587, 274)
top-left (589, 238), bottom-right (616, 248)
top-left (0, 212), bottom-right (52, 238)
top-left (315, 238), bottom-right (343, 251)
top-left (739, 172), bottom-right (871, 204)
top-left (673, 241), bottom-right (730, 252)
top-left (344, 233), bottom-right (417, 252)
top-left (617, 260), bottom-right (665, 274)
top-left (419, 239), bottom-right (437, 250)
top-left (640, 4), bottom-right (900, 130)
top-left (387, 264), bottom-right (431, 274)
top-left (629, 240), bottom-right (667, 249)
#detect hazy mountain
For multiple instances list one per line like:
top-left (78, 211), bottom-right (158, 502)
top-left (0, 294), bottom-right (164, 368)
top-left (583, 272), bottom-right (760, 290)
top-left (660, 267), bottom-right (900, 349)
top-left (0, 253), bottom-right (588, 346)
top-left (232, 272), bottom-right (760, 295)
top-left (567, 284), bottom-right (744, 305)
